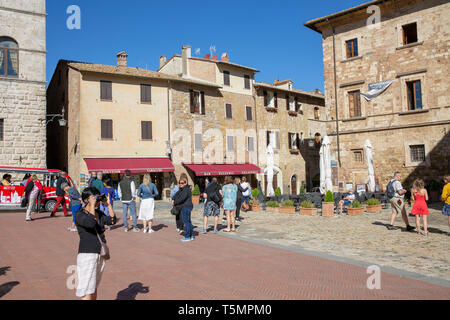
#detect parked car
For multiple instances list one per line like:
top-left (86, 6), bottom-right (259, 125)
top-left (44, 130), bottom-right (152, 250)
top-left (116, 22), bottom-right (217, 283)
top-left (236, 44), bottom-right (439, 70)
top-left (0, 166), bottom-right (74, 212)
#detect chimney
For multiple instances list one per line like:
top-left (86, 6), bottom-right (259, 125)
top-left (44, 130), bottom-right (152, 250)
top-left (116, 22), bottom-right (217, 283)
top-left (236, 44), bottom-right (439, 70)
top-left (221, 52), bottom-right (229, 62)
top-left (117, 51), bottom-right (128, 67)
top-left (159, 55), bottom-right (167, 69)
top-left (181, 45), bottom-right (191, 77)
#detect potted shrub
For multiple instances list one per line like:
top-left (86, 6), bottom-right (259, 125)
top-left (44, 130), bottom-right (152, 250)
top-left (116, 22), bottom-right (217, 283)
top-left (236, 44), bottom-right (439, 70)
top-left (249, 198), bottom-right (262, 212)
top-left (366, 198), bottom-right (382, 213)
top-left (265, 201), bottom-right (280, 213)
top-left (348, 200), bottom-right (364, 215)
top-left (300, 200), bottom-right (317, 215)
top-left (191, 184), bottom-right (200, 205)
top-left (275, 187), bottom-right (281, 202)
top-left (321, 190), bottom-right (334, 217)
top-left (300, 184), bottom-right (306, 195)
top-left (280, 200), bottom-right (295, 214)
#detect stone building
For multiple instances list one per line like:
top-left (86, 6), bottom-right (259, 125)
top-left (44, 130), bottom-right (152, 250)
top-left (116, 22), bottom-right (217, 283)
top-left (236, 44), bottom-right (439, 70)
top-left (46, 53), bottom-right (220, 198)
top-left (253, 80), bottom-right (326, 194)
top-left (304, 0), bottom-right (450, 192)
top-left (0, 0), bottom-right (47, 170)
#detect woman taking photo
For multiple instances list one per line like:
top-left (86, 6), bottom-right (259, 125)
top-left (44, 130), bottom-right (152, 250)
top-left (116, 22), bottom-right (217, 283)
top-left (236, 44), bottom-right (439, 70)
top-left (222, 176), bottom-right (238, 232)
top-left (172, 176), bottom-right (194, 242)
top-left (137, 174), bottom-right (159, 234)
top-left (75, 187), bottom-right (116, 300)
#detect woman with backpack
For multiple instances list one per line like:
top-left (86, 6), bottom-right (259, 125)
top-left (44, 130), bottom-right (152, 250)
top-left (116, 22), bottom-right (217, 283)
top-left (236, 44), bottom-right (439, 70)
top-left (137, 174), bottom-right (159, 234)
top-left (202, 177), bottom-right (223, 234)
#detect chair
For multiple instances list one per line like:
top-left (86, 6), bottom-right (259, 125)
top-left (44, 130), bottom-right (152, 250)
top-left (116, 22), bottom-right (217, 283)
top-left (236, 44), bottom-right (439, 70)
top-left (312, 195), bottom-right (323, 208)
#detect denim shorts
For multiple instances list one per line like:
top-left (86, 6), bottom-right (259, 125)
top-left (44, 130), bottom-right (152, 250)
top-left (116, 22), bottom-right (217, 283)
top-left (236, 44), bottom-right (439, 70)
top-left (443, 204), bottom-right (450, 217)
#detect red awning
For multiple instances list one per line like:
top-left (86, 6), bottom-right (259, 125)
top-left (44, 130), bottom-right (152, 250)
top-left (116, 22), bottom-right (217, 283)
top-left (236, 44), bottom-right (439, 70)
top-left (84, 158), bottom-right (174, 174)
top-left (183, 163), bottom-right (262, 176)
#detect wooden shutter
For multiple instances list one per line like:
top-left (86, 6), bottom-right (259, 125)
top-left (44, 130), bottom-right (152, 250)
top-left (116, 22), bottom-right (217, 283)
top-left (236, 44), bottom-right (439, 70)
top-left (100, 81), bottom-right (106, 100)
top-left (101, 120), bottom-right (113, 139)
top-left (190, 90), bottom-right (195, 113)
top-left (224, 71), bottom-right (230, 86)
top-left (286, 95), bottom-right (290, 111)
top-left (105, 82), bottom-right (112, 100)
top-left (275, 131), bottom-right (280, 149)
top-left (296, 133), bottom-right (301, 149)
top-left (226, 104), bottom-right (232, 119)
top-left (414, 81), bottom-right (422, 109)
top-left (141, 121), bottom-right (152, 140)
top-left (288, 133), bottom-right (292, 150)
top-left (263, 91), bottom-right (268, 106)
top-left (274, 92), bottom-right (278, 108)
top-left (266, 131), bottom-right (270, 146)
top-left (201, 92), bottom-right (206, 115)
top-left (244, 75), bottom-right (250, 89)
top-left (349, 92), bottom-right (355, 118)
top-left (355, 91), bottom-right (361, 117)
top-left (141, 84), bottom-right (151, 103)
top-left (0, 119), bottom-right (3, 140)
top-left (246, 106), bottom-right (252, 121)
top-left (294, 97), bottom-right (299, 112)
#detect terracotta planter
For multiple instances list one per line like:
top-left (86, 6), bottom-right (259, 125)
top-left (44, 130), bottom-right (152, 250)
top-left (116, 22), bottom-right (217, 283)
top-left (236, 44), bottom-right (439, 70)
top-left (321, 202), bottom-right (334, 217)
top-left (280, 206), bottom-right (296, 214)
top-left (249, 205), bottom-right (262, 212)
top-left (192, 195), bottom-right (200, 205)
top-left (366, 204), bottom-right (382, 213)
top-left (300, 207), bottom-right (317, 215)
top-left (265, 206), bottom-right (280, 213)
top-left (347, 207), bottom-right (364, 215)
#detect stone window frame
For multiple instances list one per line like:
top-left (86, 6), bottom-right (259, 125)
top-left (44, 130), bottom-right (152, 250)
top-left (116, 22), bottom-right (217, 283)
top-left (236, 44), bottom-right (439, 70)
top-left (224, 103), bottom-right (233, 119)
top-left (245, 106), bottom-right (253, 121)
top-left (351, 148), bottom-right (365, 166)
top-left (342, 85), bottom-right (365, 119)
top-left (399, 73), bottom-right (427, 112)
top-left (0, 36), bottom-right (19, 78)
top-left (341, 34), bottom-right (362, 61)
top-left (100, 119), bottom-right (114, 140)
top-left (403, 140), bottom-right (431, 168)
top-left (396, 18), bottom-right (422, 49)
top-left (141, 121), bottom-right (153, 141)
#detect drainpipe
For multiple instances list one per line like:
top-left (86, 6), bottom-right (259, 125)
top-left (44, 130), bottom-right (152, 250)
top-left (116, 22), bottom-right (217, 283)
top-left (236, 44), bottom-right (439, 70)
top-left (167, 81), bottom-right (172, 159)
top-left (327, 18), bottom-right (342, 168)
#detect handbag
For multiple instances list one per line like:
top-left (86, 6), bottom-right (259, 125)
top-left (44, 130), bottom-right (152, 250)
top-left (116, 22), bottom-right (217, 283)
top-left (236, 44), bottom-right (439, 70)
top-left (171, 205), bottom-right (181, 216)
top-left (97, 231), bottom-right (110, 260)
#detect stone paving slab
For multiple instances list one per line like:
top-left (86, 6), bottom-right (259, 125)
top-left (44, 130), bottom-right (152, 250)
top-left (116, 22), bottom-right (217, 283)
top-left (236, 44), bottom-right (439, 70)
top-left (0, 209), bottom-right (449, 300)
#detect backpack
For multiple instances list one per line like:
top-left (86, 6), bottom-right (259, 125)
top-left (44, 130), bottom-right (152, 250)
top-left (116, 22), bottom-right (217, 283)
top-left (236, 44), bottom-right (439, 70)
top-left (386, 180), bottom-right (396, 199)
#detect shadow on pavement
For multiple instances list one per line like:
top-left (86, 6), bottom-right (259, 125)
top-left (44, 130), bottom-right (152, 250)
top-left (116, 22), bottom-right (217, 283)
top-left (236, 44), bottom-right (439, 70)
top-left (0, 281), bottom-right (20, 298)
top-left (116, 282), bottom-right (149, 300)
top-left (0, 266), bottom-right (11, 276)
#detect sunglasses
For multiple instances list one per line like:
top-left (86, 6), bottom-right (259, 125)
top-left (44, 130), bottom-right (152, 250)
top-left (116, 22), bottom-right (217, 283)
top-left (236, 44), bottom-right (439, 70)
top-left (179, 181), bottom-right (186, 185)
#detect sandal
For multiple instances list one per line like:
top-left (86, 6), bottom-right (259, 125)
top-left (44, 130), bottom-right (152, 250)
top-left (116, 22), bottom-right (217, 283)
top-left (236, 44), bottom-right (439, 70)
top-left (231, 228), bottom-right (237, 232)
top-left (222, 229), bottom-right (231, 232)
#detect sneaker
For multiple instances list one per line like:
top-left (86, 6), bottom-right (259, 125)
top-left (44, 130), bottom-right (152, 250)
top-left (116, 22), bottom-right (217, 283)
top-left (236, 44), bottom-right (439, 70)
top-left (176, 228), bottom-right (181, 233)
top-left (386, 225), bottom-right (396, 230)
top-left (406, 225), bottom-right (416, 232)
top-left (190, 236), bottom-right (194, 241)
top-left (143, 229), bottom-right (148, 233)
top-left (148, 229), bottom-right (155, 234)
top-left (201, 229), bottom-right (207, 234)
top-left (133, 228), bottom-right (140, 233)
top-left (213, 229), bottom-right (219, 234)
top-left (180, 237), bottom-right (193, 242)
top-left (124, 228), bottom-right (129, 232)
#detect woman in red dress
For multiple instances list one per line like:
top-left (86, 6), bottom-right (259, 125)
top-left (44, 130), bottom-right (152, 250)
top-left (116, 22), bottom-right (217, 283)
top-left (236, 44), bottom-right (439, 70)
top-left (411, 179), bottom-right (430, 236)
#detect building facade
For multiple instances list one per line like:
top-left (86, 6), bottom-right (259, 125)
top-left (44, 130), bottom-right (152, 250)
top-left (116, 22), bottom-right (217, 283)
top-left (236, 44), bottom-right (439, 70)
top-left (305, 0), bottom-right (450, 192)
top-left (0, 0), bottom-right (47, 170)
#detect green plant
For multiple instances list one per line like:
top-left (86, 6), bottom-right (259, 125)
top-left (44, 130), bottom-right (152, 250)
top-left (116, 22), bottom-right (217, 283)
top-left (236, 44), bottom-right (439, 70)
top-left (300, 200), bottom-right (315, 208)
top-left (366, 198), bottom-right (380, 206)
top-left (352, 200), bottom-right (362, 208)
top-left (249, 198), bottom-right (260, 206)
top-left (251, 188), bottom-right (259, 198)
top-left (192, 184), bottom-right (200, 196)
top-left (281, 200), bottom-right (294, 207)
top-left (300, 184), bottom-right (306, 195)
top-left (324, 190), bottom-right (334, 202)
top-left (266, 201), bottom-right (280, 208)
top-left (275, 187), bottom-right (281, 197)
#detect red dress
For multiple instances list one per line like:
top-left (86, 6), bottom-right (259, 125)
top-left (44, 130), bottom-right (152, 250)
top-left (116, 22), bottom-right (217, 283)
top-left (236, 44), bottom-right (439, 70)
top-left (411, 194), bottom-right (429, 216)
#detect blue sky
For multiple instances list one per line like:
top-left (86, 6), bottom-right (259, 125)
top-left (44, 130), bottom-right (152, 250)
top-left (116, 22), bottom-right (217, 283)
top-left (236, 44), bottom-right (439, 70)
top-left (46, 0), bottom-right (366, 91)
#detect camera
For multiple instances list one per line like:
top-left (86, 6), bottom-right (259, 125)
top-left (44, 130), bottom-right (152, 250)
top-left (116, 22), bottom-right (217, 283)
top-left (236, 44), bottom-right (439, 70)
top-left (96, 194), bottom-right (107, 203)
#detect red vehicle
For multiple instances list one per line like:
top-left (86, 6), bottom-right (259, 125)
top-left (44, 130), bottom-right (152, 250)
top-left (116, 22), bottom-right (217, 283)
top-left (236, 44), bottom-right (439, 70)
top-left (0, 166), bottom-right (75, 212)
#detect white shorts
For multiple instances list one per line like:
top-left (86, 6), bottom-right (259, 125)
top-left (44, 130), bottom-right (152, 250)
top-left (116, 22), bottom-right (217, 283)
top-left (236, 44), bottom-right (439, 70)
top-left (138, 198), bottom-right (155, 221)
top-left (76, 253), bottom-right (105, 297)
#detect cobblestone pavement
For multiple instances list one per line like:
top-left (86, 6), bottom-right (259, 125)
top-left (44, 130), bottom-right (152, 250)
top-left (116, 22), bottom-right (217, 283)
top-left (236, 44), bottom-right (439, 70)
top-left (150, 201), bottom-right (450, 283)
top-left (0, 208), bottom-right (449, 300)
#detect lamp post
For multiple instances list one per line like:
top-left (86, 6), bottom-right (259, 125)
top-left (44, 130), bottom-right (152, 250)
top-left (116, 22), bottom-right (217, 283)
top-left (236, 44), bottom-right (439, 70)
top-left (45, 107), bottom-right (66, 127)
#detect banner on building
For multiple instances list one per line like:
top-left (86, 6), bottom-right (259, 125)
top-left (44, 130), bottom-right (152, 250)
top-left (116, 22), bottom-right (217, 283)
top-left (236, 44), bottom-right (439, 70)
top-left (361, 80), bottom-right (393, 101)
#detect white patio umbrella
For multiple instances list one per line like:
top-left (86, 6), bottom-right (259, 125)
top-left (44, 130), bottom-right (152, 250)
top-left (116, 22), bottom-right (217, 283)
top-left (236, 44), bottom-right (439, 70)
top-left (319, 143), bottom-right (325, 194)
top-left (364, 139), bottom-right (376, 192)
top-left (322, 135), bottom-right (333, 192)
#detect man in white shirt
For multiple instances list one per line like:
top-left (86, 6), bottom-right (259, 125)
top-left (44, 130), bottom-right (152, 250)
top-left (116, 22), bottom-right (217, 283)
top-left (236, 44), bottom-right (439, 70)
top-left (387, 172), bottom-right (415, 231)
top-left (118, 170), bottom-right (139, 232)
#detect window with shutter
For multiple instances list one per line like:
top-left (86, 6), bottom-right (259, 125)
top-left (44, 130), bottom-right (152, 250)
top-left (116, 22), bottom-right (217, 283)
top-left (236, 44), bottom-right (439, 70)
top-left (195, 133), bottom-right (202, 151)
top-left (244, 75), bottom-right (250, 89)
top-left (345, 39), bottom-right (358, 59)
top-left (0, 119), bottom-right (3, 141)
top-left (226, 104), bottom-right (232, 119)
top-left (263, 91), bottom-right (268, 106)
top-left (190, 90), bottom-right (195, 113)
top-left (141, 84), bottom-right (151, 104)
top-left (141, 121), bottom-right (152, 140)
top-left (201, 92), bottom-right (206, 115)
top-left (224, 71), bottom-right (230, 86)
top-left (248, 137), bottom-right (254, 152)
top-left (246, 106), bottom-right (252, 121)
top-left (296, 133), bottom-right (301, 149)
top-left (402, 23), bottom-right (418, 45)
top-left (406, 80), bottom-right (422, 110)
top-left (275, 131), bottom-right (280, 150)
top-left (348, 91), bottom-right (361, 118)
top-left (288, 133), bottom-right (292, 150)
top-left (286, 95), bottom-right (290, 111)
top-left (266, 131), bottom-right (270, 147)
top-left (101, 119), bottom-right (113, 139)
top-left (274, 92), bottom-right (278, 108)
top-left (227, 136), bottom-right (234, 151)
top-left (101, 81), bottom-right (112, 101)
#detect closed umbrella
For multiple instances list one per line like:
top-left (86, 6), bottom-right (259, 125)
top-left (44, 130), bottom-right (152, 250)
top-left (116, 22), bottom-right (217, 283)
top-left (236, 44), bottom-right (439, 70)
top-left (319, 143), bottom-right (325, 194)
top-left (322, 136), bottom-right (333, 192)
top-left (364, 139), bottom-right (376, 192)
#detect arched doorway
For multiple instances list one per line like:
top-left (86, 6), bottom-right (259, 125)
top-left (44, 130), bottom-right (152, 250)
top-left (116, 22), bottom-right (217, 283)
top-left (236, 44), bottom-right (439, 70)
top-left (291, 175), bottom-right (297, 195)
